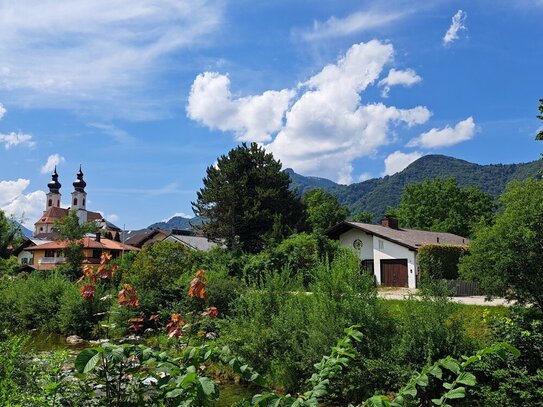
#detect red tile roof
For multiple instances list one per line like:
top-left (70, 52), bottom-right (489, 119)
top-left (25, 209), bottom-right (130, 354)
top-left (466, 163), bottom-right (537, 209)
top-left (26, 237), bottom-right (140, 252)
top-left (35, 207), bottom-right (104, 225)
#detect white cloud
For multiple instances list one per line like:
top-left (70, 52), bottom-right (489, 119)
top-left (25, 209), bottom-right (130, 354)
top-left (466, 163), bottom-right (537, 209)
top-left (106, 214), bottom-right (120, 223)
top-left (408, 117), bottom-right (476, 148)
top-left (298, 9), bottom-right (407, 41)
top-left (443, 10), bottom-right (467, 45)
top-left (0, 132), bottom-right (35, 149)
top-left (162, 212), bottom-right (192, 222)
top-left (358, 172), bottom-right (373, 182)
top-left (40, 154), bottom-right (65, 174)
top-left (383, 151), bottom-right (423, 176)
top-left (89, 123), bottom-right (136, 143)
top-left (187, 72), bottom-right (294, 142)
top-left (188, 40), bottom-right (432, 183)
top-left (378, 68), bottom-right (422, 97)
top-left (0, 0), bottom-right (223, 118)
top-left (0, 103), bottom-right (5, 119)
top-left (0, 179), bottom-right (45, 228)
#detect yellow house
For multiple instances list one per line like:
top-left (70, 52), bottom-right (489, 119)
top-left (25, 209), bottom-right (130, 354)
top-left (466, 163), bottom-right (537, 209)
top-left (26, 236), bottom-right (139, 271)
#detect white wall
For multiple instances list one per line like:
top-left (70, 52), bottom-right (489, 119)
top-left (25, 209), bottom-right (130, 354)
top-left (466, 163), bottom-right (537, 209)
top-left (338, 228), bottom-right (373, 260)
top-left (373, 236), bottom-right (417, 288)
top-left (17, 250), bottom-right (34, 266)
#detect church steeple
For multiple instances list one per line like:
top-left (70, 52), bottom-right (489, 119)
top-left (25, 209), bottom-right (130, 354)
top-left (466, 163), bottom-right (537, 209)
top-left (45, 167), bottom-right (62, 209)
top-left (71, 165), bottom-right (88, 225)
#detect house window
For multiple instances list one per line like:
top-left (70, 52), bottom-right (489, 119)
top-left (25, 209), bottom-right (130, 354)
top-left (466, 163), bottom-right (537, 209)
top-left (73, 198), bottom-right (78, 206)
top-left (29, 257), bottom-right (34, 265)
top-left (40, 227), bottom-right (43, 231)
top-left (83, 198), bottom-right (86, 206)
top-left (45, 250), bottom-right (55, 257)
top-left (92, 249), bottom-right (102, 259)
top-left (378, 239), bottom-right (384, 250)
top-left (361, 259), bottom-right (374, 275)
top-left (111, 251), bottom-right (118, 259)
top-left (48, 199), bottom-right (52, 207)
top-left (22, 258), bottom-right (28, 265)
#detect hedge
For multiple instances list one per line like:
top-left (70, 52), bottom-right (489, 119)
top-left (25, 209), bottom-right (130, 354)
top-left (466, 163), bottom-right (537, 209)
top-left (418, 244), bottom-right (469, 280)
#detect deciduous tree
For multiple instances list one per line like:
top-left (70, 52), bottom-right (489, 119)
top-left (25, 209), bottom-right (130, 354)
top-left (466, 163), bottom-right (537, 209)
top-left (302, 188), bottom-right (349, 233)
top-left (459, 179), bottom-right (543, 307)
top-left (396, 178), bottom-right (494, 237)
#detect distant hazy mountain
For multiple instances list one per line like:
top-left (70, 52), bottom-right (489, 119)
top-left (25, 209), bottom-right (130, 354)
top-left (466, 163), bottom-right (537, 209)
top-left (10, 220), bottom-right (33, 238)
top-left (147, 215), bottom-right (203, 231)
top-left (286, 155), bottom-right (543, 221)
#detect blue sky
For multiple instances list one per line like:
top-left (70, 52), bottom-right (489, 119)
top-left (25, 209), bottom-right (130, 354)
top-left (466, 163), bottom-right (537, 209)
top-left (0, 0), bottom-right (542, 230)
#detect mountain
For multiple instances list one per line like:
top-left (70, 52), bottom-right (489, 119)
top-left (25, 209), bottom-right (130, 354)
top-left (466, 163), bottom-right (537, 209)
top-left (287, 155), bottom-right (543, 220)
top-left (9, 220), bottom-right (32, 238)
top-left (147, 215), bottom-right (203, 231)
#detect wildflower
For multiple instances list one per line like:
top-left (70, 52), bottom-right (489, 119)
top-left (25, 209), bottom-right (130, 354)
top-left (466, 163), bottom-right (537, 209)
top-left (118, 284), bottom-right (140, 307)
top-left (166, 313), bottom-right (185, 338)
top-left (188, 270), bottom-right (207, 300)
top-left (80, 283), bottom-right (97, 301)
top-left (201, 306), bottom-right (219, 319)
top-left (129, 317), bottom-right (145, 332)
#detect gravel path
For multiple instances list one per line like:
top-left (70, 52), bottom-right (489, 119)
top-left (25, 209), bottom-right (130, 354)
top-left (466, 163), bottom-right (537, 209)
top-left (377, 288), bottom-right (511, 306)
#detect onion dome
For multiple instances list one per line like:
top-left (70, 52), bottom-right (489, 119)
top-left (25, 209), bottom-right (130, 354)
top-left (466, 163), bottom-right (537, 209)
top-left (73, 165), bottom-right (87, 192)
top-left (47, 166), bottom-right (61, 193)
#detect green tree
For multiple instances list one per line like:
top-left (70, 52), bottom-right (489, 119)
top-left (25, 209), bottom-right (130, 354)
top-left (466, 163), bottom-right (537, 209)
top-left (349, 210), bottom-right (374, 223)
top-left (536, 98), bottom-right (543, 141)
top-left (396, 178), bottom-right (494, 237)
top-left (0, 210), bottom-right (22, 259)
top-left (54, 211), bottom-right (99, 279)
top-left (192, 143), bottom-right (303, 253)
top-left (459, 179), bottom-right (543, 307)
top-left (302, 188), bottom-right (349, 234)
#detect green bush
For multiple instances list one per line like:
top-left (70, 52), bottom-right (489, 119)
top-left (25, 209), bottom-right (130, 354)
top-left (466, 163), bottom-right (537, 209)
top-left (418, 244), bottom-right (469, 280)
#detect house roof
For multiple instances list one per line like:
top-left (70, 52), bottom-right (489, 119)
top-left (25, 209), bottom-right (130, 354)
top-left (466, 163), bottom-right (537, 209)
top-left (167, 234), bottom-right (219, 252)
top-left (325, 221), bottom-right (469, 251)
top-left (35, 207), bottom-right (103, 225)
top-left (12, 237), bottom-right (53, 255)
top-left (122, 229), bottom-right (170, 247)
top-left (25, 237), bottom-right (140, 252)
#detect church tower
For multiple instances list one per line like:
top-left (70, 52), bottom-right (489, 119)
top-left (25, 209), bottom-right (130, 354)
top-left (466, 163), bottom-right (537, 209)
top-left (71, 165), bottom-right (88, 223)
top-left (46, 167), bottom-right (62, 209)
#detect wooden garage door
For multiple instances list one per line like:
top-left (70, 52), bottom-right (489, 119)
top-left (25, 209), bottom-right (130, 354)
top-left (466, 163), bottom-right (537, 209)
top-left (380, 259), bottom-right (408, 287)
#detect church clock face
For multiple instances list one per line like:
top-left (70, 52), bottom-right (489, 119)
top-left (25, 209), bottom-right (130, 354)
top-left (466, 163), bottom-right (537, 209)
top-left (353, 238), bottom-right (363, 250)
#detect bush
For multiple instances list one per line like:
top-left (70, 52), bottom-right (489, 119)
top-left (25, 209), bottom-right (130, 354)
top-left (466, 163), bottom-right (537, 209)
top-left (418, 244), bottom-right (469, 280)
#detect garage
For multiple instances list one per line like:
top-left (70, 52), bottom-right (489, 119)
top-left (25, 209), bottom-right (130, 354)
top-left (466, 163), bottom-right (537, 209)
top-left (380, 259), bottom-right (408, 287)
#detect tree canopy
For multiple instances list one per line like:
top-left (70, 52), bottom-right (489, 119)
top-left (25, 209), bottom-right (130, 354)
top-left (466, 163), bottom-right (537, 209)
top-left (459, 179), bottom-right (543, 307)
top-left (396, 178), bottom-right (495, 237)
top-left (192, 143), bottom-right (303, 253)
top-left (536, 98), bottom-right (543, 141)
top-left (302, 188), bottom-right (349, 233)
top-left (0, 210), bottom-right (22, 259)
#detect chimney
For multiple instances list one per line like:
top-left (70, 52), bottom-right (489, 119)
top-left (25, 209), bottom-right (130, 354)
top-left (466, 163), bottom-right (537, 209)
top-left (96, 232), bottom-right (101, 243)
top-left (381, 216), bottom-right (399, 229)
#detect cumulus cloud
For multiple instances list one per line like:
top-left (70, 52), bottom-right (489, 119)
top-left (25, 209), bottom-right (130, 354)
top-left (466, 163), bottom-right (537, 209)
top-left (0, 179), bottom-right (45, 228)
top-left (40, 154), bottom-right (65, 174)
top-left (298, 9), bottom-right (407, 41)
top-left (378, 68), bottom-right (422, 97)
top-left (443, 10), bottom-right (467, 45)
top-left (0, 132), bottom-right (35, 149)
top-left (187, 40), bottom-right (432, 183)
top-left (408, 117), bottom-right (476, 148)
top-left (187, 73), bottom-right (294, 142)
top-left (0, 103), bottom-right (5, 119)
top-left (0, 0), bottom-right (223, 118)
top-left (383, 151), bottom-right (423, 176)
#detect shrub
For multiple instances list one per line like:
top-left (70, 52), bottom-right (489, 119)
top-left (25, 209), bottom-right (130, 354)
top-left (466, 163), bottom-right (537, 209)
top-left (417, 244), bottom-right (469, 280)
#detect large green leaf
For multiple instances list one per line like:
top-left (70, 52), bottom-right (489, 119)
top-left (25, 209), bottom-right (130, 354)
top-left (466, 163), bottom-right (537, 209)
top-left (75, 349), bottom-right (101, 374)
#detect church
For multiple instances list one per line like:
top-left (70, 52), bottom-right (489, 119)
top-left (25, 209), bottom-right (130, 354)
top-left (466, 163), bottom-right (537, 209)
top-left (34, 166), bottom-right (121, 239)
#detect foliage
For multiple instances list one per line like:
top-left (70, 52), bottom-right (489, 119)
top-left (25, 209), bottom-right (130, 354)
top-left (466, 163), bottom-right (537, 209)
top-left (395, 178), bottom-right (494, 237)
top-left (459, 178), bottom-right (543, 307)
top-left (302, 188), bottom-right (349, 234)
top-left (0, 210), bottom-right (22, 259)
top-left (0, 256), bottom-right (19, 276)
top-left (193, 142), bottom-right (303, 253)
top-left (54, 211), bottom-right (100, 279)
top-left (349, 211), bottom-right (374, 223)
top-left (417, 244), bottom-right (469, 280)
top-left (536, 98), bottom-right (543, 141)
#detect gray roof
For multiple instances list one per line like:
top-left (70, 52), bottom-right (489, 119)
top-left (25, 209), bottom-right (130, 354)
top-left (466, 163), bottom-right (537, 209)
top-left (326, 221), bottom-right (469, 250)
top-left (167, 234), bottom-right (219, 252)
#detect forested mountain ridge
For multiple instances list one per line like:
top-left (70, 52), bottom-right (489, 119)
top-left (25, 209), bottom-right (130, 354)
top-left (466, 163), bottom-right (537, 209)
top-left (287, 155), bottom-right (543, 220)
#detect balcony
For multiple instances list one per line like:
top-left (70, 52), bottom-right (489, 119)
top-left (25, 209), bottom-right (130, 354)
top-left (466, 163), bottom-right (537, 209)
top-left (39, 257), bottom-right (67, 265)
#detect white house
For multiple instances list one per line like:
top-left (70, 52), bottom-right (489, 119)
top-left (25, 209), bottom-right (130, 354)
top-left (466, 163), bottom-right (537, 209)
top-left (326, 217), bottom-right (469, 288)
